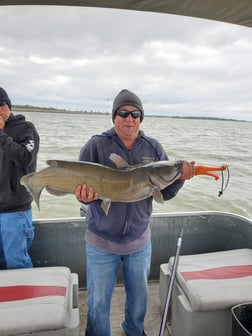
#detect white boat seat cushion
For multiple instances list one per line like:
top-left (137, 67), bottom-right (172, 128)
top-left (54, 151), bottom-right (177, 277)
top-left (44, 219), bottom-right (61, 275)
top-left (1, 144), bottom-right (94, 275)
top-left (0, 267), bottom-right (74, 334)
top-left (169, 248), bottom-right (252, 311)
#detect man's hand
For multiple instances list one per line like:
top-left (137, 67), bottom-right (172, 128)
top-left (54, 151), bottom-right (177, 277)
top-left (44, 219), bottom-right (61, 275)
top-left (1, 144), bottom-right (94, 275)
top-left (75, 184), bottom-right (99, 203)
top-left (0, 116), bottom-right (5, 130)
top-left (180, 161), bottom-right (195, 180)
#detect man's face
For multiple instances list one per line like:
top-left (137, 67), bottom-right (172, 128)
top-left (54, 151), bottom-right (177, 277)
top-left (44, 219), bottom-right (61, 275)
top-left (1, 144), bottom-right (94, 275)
top-left (0, 102), bottom-right (10, 121)
top-left (113, 105), bottom-right (141, 141)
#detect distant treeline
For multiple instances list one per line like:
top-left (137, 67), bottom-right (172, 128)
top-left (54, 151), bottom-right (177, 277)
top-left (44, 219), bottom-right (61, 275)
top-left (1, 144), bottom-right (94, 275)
top-left (147, 115), bottom-right (247, 122)
top-left (13, 105), bottom-right (110, 115)
top-left (12, 105), bottom-right (247, 122)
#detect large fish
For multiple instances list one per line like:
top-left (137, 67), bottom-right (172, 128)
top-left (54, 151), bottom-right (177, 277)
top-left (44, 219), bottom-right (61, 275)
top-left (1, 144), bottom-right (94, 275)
top-left (20, 154), bottom-right (183, 215)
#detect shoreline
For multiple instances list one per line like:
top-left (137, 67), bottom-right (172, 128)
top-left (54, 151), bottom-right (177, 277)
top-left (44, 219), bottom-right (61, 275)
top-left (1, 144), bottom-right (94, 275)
top-left (12, 106), bottom-right (248, 122)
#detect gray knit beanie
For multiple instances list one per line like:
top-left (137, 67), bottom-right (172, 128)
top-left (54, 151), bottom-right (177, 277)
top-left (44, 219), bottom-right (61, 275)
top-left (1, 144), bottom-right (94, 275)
top-left (0, 87), bottom-right (12, 110)
top-left (112, 89), bottom-right (144, 122)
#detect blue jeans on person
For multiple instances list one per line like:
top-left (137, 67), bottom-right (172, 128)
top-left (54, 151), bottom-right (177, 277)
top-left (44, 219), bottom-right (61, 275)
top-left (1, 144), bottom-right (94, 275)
top-left (85, 241), bottom-right (152, 336)
top-left (0, 210), bottom-right (34, 269)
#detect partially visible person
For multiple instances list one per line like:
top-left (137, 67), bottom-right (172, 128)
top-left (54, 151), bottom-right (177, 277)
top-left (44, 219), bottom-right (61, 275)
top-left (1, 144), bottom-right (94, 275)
top-left (75, 89), bottom-right (195, 336)
top-left (0, 87), bottom-right (40, 269)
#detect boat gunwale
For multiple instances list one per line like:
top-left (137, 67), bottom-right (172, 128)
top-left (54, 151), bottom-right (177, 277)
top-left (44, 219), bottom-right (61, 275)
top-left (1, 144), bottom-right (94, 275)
top-left (32, 210), bottom-right (252, 225)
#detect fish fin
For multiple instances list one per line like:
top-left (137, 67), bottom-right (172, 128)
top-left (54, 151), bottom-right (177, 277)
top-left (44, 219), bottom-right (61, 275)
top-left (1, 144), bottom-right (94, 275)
top-left (20, 173), bottom-right (43, 210)
top-left (109, 153), bottom-right (129, 168)
top-left (101, 198), bottom-right (111, 215)
top-left (46, 186), bottom-right (69, 196)
top-left (153, 190), bottom-right (164, 203)
top-left (141, 156), bottom-right (155, 164)
top-left (46, 160), bottom-right (58, 167)
top-left (109, 153), bottom-right (148, 169)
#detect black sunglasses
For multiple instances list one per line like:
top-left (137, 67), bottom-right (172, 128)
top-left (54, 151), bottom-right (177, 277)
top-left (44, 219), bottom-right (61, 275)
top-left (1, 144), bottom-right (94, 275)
top-left (0, 102), bottom-right (7, 107)
top-left (116, 109), bottom-right (141, 119)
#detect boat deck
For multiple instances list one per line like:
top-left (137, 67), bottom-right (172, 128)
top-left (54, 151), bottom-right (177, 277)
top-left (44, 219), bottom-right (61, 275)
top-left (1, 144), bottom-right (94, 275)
top-left (78, 282), bottom-right (170, 336)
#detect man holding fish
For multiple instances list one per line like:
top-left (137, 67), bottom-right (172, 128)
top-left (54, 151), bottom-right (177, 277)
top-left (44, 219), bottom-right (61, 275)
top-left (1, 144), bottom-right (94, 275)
top-left (75, 89), bottom-right (194, 336)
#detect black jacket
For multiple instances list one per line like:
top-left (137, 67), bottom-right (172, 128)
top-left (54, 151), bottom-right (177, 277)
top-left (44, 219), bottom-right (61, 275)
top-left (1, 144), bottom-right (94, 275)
top-left (0, 113), bottom-right (39, 212)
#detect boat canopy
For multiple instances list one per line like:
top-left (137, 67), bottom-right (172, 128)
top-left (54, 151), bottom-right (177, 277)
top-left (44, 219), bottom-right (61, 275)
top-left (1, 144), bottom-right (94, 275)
top-left (1, 0), bottom-right (252, 28)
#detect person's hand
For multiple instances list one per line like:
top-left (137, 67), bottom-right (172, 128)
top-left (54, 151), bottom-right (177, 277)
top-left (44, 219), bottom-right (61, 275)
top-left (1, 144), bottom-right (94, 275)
top-left (0, 116), bottom-right (5, 130)
top-left (75, 184), bottom-right (99, 203)
top-left (180, 161), bottom-right (195, 180)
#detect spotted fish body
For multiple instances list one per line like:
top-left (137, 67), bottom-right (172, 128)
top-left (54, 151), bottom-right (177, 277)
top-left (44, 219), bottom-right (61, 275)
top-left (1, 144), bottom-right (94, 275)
top-left (20, 154), bottom-right (183, 215)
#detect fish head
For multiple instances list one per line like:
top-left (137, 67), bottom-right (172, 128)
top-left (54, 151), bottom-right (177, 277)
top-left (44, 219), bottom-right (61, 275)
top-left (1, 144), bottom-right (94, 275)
top-left (148, 160), bottom-right (183, 189)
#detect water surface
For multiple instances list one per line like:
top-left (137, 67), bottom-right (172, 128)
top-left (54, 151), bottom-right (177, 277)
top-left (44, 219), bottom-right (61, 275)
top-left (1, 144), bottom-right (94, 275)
top-left (22, 112), bottom-right (252, 220)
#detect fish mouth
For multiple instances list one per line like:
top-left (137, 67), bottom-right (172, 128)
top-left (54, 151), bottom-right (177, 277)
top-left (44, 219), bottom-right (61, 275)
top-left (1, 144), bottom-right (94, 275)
top-left (156, 160), bottom-right (183, 183)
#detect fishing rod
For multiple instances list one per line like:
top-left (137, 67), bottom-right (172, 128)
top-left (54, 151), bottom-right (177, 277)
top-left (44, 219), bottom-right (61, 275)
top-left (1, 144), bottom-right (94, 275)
top-left (159, 228), bottom-right (184, 336)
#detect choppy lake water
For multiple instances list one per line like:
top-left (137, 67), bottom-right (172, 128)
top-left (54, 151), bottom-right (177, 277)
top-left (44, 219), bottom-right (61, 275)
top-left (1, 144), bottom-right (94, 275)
top-left (21, 111), bottom-right (252, 220)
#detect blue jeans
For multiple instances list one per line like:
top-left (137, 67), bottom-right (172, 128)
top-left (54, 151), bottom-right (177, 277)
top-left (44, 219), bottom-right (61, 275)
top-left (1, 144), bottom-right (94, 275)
top-left (0, 210), bottom-right (34, 269)
top-left (85, 241), bottom-right (152, 336)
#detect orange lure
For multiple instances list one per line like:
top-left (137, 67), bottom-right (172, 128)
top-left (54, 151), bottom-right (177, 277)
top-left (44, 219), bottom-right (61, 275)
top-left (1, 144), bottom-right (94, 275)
top-left (194, 165), bottom-right (228, 180)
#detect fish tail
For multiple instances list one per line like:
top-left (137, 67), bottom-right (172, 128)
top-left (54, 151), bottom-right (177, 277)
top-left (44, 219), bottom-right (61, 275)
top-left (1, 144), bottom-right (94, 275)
top-left (20, 173), bottom-right (44, 210)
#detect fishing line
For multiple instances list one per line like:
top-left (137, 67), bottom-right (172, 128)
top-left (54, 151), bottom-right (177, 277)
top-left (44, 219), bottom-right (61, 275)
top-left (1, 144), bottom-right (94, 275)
top-left (218, 165), bottom-right (229, 197)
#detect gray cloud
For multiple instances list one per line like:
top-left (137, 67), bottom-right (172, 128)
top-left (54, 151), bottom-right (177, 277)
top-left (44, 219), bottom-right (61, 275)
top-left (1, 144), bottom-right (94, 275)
top-left (0, 5), bottom-right (252, 120)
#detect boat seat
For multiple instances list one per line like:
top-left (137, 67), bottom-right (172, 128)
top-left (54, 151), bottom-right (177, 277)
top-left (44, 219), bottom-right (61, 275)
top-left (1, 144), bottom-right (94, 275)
top-left (159, 248), bottom-right (252, 336)
top-left (0, 266), bottom-right (79, 336)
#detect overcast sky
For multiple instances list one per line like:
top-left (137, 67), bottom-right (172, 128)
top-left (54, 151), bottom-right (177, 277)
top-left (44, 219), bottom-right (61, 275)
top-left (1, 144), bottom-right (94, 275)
top-left (1, 5), bottom-right (252, 121)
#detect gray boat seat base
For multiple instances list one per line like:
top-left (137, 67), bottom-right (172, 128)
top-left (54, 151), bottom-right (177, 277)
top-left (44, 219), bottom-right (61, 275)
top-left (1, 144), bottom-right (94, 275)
top-left (0, 266), bottom-right (79, 336)
top-left (159, 248), bottom-right (252, 336)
